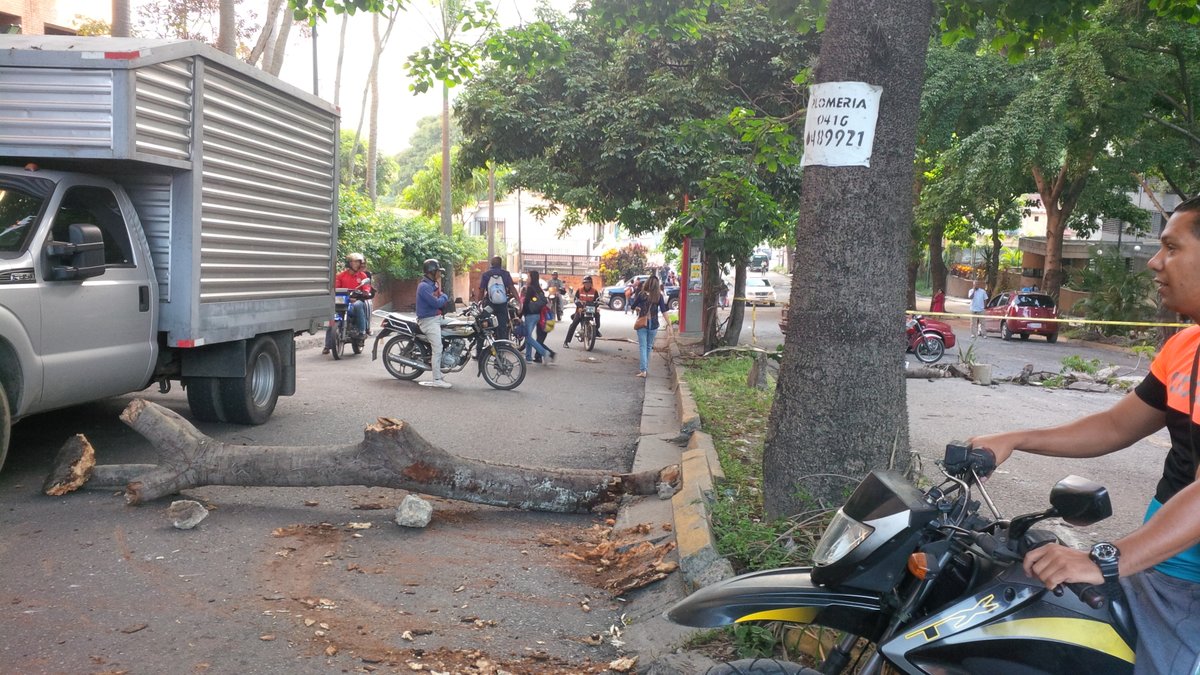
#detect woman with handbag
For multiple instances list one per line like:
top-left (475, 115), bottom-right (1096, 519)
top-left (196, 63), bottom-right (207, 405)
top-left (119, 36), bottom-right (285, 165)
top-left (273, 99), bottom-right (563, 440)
top-left (629, 275), bottom-right (668, 378)
top-left (520, 270), bottom-right (556, 365)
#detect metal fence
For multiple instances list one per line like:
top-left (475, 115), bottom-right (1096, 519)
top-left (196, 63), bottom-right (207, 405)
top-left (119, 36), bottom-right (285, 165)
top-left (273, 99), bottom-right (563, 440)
top-left (520, 253), bottom-right (599, 277)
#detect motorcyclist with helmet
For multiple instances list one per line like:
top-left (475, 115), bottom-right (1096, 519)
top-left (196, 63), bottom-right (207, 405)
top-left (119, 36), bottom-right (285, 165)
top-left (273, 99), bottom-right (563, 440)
top-left (563, 275), bottom-right (602, 347)
top-left (415, 258), bottom-right (451, 388)
top-left (324, 252), bottom-right (374, 355)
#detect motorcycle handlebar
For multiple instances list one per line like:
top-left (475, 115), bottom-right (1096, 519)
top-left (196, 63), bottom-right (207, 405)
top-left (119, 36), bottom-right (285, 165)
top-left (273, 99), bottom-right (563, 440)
top-left (1054, 582), bottom-right (1106, 610)
top-left (943, 442), bottom-right (996, 479)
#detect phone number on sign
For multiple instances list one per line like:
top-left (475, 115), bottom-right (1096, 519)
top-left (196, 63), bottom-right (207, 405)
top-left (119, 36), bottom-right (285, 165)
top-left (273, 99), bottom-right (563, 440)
top-left (805, 128), bottom-right (867, 148)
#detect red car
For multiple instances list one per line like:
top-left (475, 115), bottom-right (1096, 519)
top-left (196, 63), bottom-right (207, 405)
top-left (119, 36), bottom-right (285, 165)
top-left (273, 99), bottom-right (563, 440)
top-left (983, 291), bottom-right (1059, 343)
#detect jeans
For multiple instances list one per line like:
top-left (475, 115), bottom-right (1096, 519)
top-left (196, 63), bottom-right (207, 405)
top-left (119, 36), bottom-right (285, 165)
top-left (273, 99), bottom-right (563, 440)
top-left (326, 299), bottom-right (368, 348)
top-left (417, 315), bottom-right (446, 381)
top-left (523, 314), bottom-right (549, 360)
top-left (636, 326), bottom-right (657, 373)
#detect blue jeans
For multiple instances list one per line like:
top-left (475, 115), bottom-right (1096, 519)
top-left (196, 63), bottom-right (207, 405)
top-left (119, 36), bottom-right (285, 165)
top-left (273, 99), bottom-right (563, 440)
top-left (636, 326), bottom-right (657, 373)
top-left (523, 314), bottom-right (549, 360)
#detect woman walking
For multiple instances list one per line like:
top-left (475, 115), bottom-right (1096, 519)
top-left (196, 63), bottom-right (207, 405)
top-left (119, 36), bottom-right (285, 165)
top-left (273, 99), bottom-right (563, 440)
top-left (520, 270), bottom-right (556, 365)
top-left (629, 275), bottom-right (668, 378)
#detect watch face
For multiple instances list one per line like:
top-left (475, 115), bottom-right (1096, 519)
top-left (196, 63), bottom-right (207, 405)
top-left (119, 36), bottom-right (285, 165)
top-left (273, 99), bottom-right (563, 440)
top-left (1092, 542), bottom-right (1119, 562)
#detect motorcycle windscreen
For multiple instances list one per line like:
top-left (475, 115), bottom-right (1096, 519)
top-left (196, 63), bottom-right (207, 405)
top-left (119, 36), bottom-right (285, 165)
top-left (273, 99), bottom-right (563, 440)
top-left (667, 566), bottom-right (885, 638)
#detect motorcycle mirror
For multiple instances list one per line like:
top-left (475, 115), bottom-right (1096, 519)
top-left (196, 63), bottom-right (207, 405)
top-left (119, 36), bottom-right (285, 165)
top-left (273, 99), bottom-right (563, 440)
top-left (1048, 475), bottom-right (1112, 526)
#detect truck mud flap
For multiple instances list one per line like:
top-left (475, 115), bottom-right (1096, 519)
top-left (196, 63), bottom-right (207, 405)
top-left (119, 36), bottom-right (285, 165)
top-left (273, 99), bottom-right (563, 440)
top-left (667, 567), bottom-right (884, 638)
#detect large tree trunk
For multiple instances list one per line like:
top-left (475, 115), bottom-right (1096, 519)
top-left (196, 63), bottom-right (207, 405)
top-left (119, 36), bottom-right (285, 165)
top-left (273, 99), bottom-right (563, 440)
top-left (722, 264), bottom-right (746, 346)
top-left (763, 0), bottom-right (931, 517)
top-left (46, 400), bottom-right (675, 514)
top-left (1031, 159), bottom-right (1092, 300)
top-left (264, 13), bottom-right (292, 76)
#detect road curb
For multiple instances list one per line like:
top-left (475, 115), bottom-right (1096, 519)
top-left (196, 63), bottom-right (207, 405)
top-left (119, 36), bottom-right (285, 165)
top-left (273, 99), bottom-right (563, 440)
top-left (664, 337), bottom-right (734, 590)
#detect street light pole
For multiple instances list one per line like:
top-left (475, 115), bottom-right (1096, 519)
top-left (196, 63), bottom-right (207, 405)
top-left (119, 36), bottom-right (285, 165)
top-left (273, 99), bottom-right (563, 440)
top-left (517, 187), bottom-right (523, 273)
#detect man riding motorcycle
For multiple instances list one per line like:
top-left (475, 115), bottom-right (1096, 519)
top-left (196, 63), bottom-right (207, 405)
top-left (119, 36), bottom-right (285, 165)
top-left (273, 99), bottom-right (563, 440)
top-left (324, 252), bottom-right (374, 355)
top-left (563, 275), bottom-right (602, 347)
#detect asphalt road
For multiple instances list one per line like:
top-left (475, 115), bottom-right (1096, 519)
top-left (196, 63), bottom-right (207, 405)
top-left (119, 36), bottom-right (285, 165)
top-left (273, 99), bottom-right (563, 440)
top-left (0, 309), bottom-right (654, 674)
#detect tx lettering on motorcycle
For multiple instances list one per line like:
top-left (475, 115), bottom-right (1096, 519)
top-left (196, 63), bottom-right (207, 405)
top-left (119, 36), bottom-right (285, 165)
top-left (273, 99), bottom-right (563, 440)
top-left (904, 594), bottom-right (1000, 642)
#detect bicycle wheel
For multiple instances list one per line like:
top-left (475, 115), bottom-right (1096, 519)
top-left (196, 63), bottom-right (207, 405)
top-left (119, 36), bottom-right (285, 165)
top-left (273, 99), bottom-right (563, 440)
top-left (382, 336), bottom-right (427, 380)
top-left (584, 322), bottom-right (597, 351)
top-left (481, 344), bottom-right (526, 390)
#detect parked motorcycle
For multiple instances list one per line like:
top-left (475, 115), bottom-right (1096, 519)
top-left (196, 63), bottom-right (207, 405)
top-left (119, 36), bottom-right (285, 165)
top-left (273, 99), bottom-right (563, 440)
top-left (669, 442), bottom-right (1136, 674)
top-left (571, 301), bottom-right (601, 351)
top-left (328, 280), bottom-right (373, 360)
top-left (906, 315), bottom-right (945, 364)
top-left (371, 302), bottom-right (526, 390)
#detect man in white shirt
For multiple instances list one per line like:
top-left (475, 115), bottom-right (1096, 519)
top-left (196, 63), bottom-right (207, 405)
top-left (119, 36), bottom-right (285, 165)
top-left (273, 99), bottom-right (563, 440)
top-left (968, 281), bottom-right (988, 338)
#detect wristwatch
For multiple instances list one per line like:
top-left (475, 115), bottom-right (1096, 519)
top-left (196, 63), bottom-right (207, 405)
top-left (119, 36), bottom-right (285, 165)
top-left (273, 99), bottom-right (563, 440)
top-left (1089, 542), bottom-right (1121, 583)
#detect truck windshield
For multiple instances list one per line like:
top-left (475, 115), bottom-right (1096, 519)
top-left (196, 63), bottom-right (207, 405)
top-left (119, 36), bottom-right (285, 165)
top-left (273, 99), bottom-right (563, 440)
top-left (0, 175), bottom-right (54, 255)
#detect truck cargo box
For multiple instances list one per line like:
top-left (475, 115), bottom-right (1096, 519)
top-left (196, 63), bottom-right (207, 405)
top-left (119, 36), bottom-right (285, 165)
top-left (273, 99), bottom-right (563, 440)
top-left (0, 37), bottom-right (339, 345)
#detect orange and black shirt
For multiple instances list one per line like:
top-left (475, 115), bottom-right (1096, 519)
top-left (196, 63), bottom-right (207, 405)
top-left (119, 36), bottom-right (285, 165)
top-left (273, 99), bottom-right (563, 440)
top-left (1135, 325), bottom-right (1200, 504)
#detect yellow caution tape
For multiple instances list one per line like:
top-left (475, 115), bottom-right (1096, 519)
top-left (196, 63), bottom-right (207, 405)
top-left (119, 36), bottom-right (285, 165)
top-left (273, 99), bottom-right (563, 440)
top-left (906, 310), bottom-right (1192, 329)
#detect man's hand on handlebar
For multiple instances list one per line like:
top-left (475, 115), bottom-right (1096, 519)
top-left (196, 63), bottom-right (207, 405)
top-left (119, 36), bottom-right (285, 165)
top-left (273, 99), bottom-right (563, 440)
top-left (1023, 543), bottom-right (1104, 589)
top-left (966, 433), bottom-right (1021, 468)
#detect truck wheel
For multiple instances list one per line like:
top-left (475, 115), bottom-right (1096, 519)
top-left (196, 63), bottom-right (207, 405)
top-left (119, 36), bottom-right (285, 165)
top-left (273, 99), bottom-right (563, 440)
top-left (186, 377), bottom-right (227, 423)
top-left (220, 336), bottom-right (281, 425)
top-left (610, 295), bottom-right (626, 311)
top-left (668, 297), bottom-right (680, 311)
top-left (0, 385), bottom-right (10, 472)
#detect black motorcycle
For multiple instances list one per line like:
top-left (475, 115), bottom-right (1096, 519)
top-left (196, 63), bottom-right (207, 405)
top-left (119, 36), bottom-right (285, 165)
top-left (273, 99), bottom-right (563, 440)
top-left (328, 282), bottom-right (373, 360)
top-left (571, 301), bottom-right (601, 352)
top-left (371, 302), bottom-right (526, 390)
top-left (669, 443), bottom-right (1137, 674)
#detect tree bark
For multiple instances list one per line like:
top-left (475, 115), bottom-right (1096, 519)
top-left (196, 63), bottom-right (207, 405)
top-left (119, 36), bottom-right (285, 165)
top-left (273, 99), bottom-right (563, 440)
top-left (334, 13), bottom-right (349, 108)
top-left (929, 221), bottom-right (947, 299)
top-left (248, 0), bottom-right (284, 68)
top-left (265, 12), bottom-right (292, 76)
top-left (217, 0), bottom-right (236, 55)
top-left (46, 400), bottom-right (676, 514)
top-left (367, 12), bottom-right (381, 201)
top-left (111, 0), bottom-right (131, 37)
top-left (763, 0), bottom-right (931, 517)
top-left (723, 264), bottom-right (746, 346)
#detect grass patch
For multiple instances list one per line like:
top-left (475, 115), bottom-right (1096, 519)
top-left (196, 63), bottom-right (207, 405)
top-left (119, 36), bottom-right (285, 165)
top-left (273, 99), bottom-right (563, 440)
top-left (682, 355), bottom-right (827, 574)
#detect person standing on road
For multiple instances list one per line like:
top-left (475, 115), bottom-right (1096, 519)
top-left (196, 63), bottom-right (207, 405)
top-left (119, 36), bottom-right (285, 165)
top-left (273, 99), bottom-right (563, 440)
top-left (968, 281), bottom-right (988, 337)
top-left (416, 259), bottom-right (451, 388)
top-left (478, 256), bottom-right (518, 340)
top-left (630, 275), bottom-right (668, 379)
top-left (520, 270), bottom-right (555, 365)
top-left (969, 195), bottom-right (1200, 675)
top-left (930, 289), bottom-right (946, 315)
top-left (563, 275), bottom-right (602, 347)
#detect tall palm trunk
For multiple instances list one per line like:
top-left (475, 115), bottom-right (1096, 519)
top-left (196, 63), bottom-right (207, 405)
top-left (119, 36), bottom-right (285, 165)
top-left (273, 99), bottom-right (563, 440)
top-left (366, 13), bottom-right (381, 201)
top-left (111, 0), bottom-right (131, 37)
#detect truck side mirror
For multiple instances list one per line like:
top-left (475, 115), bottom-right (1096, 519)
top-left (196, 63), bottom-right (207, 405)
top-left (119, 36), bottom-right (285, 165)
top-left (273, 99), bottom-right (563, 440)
top-left (45, 223), bottom-right (106, 281)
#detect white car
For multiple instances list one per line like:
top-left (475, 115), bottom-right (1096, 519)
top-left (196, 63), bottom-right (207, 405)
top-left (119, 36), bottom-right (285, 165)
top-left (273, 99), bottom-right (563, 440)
top-left (742, 277), bottom-right (777, 306)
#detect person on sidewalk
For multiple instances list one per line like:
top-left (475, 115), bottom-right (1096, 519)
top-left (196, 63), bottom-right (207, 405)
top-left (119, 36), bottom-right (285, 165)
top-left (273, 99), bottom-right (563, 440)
top-left (630, 275), bottom-right (668, 378)
top-left (520, 270), bottom-right (555, 365)
top-left (416, 259), bottom-right (451, 388)
top-left (969, 195), bottom-right (1200, 675)
top-left (968, 281), bottom-right (988, 337)
top-left (930, 289), bottom-right (946, 314)
top-left (478, 256), bottom-right (518, 340)
top-left (563, 275), bottom-right (602, 347)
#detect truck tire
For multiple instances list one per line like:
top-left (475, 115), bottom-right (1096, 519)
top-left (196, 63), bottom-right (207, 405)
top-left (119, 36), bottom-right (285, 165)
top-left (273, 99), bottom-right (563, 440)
top-left (186, 377), bottom-right (227, 423)
top-left (220, 336), bottom-right (281, 425)
top-left (0, 385), bottom-right (10, 472)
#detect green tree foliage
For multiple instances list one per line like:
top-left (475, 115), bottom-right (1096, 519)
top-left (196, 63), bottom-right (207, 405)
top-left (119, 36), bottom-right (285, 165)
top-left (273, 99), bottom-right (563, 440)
top-left (401, 147), bottom-right (490, 220)
top-left (74, 15), bottom-right (112, 35)
top-left (393, 115), bottom-right (463, 192)
top-left (289, 0), bottom-right (407, 23)
top-left (598, 243), bottom-right (649, 285)
top-left (339, 130), bottom-right (398, 199)
top-left (338, 189), bottom-right (484, 278)
top-left (1071, 247), bottom-right (1158, 336)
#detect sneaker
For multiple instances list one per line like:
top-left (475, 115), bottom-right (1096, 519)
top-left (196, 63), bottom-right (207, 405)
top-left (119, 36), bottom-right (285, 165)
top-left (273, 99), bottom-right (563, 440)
top-left (563, 341), bottom-right (571, 348)
top-left (595, 331), bottom-right (602, 337)
top-left (548, 350), bottom-right (556, 362)
top-left (420, 379), bottom-right (452, 388)
top-left (533, 356), bottom-right (542, 363)
top-left (322, 348), bottom-right (330, 355)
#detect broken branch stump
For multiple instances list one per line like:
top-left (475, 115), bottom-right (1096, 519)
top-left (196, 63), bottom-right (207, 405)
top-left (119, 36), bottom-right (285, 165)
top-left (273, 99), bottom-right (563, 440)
top-left (46, 399), bottom-right (676, 515)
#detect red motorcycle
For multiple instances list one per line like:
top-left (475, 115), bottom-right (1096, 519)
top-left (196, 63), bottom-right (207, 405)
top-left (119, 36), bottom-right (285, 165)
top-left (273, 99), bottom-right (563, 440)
top-left (906, 315), bottom-right (946, 363)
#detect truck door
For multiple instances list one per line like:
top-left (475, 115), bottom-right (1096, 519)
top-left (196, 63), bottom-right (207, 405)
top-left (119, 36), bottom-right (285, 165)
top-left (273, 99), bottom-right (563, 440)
top-left (38, 183), bottom-right (156, 408)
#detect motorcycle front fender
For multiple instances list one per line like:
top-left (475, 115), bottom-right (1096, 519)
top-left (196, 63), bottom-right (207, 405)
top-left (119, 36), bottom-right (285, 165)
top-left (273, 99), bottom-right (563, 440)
top-left (667, 567), bottom-right (884, 638)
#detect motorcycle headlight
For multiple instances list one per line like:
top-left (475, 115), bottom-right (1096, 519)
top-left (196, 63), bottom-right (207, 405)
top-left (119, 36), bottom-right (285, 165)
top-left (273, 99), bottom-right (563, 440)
top-left (812, 509), bottom-right (874, 567)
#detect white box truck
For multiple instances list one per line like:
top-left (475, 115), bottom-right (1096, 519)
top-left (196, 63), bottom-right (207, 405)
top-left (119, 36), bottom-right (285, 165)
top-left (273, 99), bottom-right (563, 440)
top-left (0, 37), bottom-right (340, 468)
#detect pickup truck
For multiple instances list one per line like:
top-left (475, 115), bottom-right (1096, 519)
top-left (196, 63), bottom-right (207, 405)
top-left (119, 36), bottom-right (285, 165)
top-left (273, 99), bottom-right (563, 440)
top-left (602, 275), bottom-right (680, 311)
top-left (0, 37), bottom-right (339, 469)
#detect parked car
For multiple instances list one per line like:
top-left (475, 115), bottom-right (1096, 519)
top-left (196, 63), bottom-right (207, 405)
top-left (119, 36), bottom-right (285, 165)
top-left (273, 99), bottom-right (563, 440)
top-left (983, 291), bottom-right (1059, 342)
top-left (742, 277), bottom-right (777, 306)
top-left (602, 275), bottom-right (680, 311)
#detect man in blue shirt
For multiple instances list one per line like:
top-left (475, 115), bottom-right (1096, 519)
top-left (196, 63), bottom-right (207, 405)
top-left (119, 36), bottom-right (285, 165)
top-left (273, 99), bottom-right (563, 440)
top-left (416, 258), bottom-right (450, 388)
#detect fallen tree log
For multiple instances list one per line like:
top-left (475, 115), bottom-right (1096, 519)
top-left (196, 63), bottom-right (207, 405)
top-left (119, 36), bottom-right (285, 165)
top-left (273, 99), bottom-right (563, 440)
top-left (46, 399), bottom-right (678, 514)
